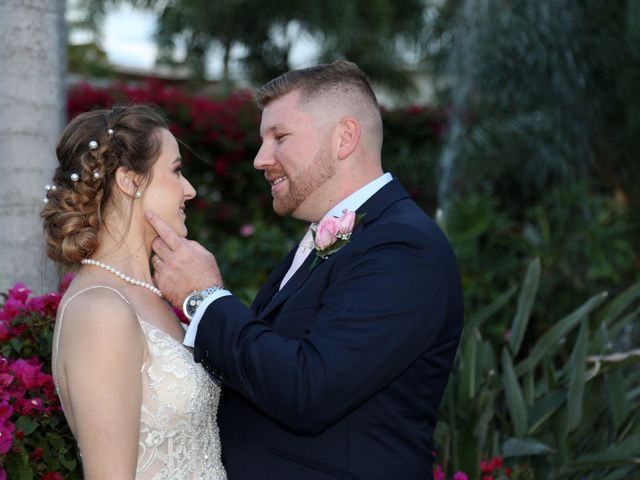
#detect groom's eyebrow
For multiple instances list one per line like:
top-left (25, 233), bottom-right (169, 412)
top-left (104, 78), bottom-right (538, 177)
top-left (172, 157), bottom-right (182, 164)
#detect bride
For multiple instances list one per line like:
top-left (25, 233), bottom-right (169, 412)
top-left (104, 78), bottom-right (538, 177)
top-left (41, 105), bottom-right (226, 479)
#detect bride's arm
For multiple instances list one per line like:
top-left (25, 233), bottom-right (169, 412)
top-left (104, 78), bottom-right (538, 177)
top-left (60, 290), bottom-right (146, 480)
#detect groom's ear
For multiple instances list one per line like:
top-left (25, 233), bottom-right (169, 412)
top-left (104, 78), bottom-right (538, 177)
top-left (336, 117), bottom-right (361, 160)
top-left (115, 167), bottom-right (142, 199)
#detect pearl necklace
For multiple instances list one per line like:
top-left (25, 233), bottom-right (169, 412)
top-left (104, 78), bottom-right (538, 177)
top-left (81, 259), bottom-right (163, 297)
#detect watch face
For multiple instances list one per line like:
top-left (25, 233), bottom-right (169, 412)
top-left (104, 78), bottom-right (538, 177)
top-left (184, 292), bottom-right (204, 319)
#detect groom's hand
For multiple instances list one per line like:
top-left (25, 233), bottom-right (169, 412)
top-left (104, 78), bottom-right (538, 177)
top-left (145, 210), bottom-right (223, 307)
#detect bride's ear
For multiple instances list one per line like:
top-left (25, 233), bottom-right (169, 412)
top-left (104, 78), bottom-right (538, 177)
top-left (114, 167), bottom-right (142, 199)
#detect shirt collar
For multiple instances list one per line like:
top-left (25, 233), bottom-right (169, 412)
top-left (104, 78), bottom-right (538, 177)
top-left (323, 172), bottom-right (393, 220)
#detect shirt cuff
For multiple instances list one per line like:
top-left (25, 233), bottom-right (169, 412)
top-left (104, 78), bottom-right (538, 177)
top-left (183, 289), bottom-right (232, 347)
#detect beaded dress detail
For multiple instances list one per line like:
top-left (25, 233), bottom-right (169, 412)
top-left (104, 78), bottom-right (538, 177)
top-left (52, 286), bottom-right (226, 479)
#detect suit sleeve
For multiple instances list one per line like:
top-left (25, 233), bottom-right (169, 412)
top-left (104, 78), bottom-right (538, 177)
top-left (194, 222), bottom-right (454, 434)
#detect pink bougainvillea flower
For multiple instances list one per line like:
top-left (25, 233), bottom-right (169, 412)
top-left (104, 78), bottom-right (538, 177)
top-left (58, 272), bottom-right (75, 294)
top-left (26, 292), bottom-right (61, 317)
top-left (433, 464), bottom-right (445, 480)
top-left (453, 472), bottom-right (469, 480)
top-left (15, 396), bottom-right (44, 415)
top-left (7, 283), bottom-right (31, 303)
top-left (0, 418), bottom-right (15, 454)
top-left (0, 401), bottom-right (13, 424)
top-left (239, 224), bottom-right (256, 237)
top-left (9, 358), bottom-right (50, 389)
top-left (480, 460), bottom-right (492, 473)
top-left (0, 297), bottom-right (23, 322)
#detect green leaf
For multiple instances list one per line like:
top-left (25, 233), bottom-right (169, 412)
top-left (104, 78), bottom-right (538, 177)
top-left (509, 258), bottom-right (540, 355)
top-left (4, 451), bottom-right (33, 480)
top-left (60, 454), bottom-right (78, 471)
top-left (502, 348), bottom-right (528, 436)
top-left (459, 334), bottom-right (477, 399)
top-left (9, 337), bottom-right (22, 353)
top-left (15, 415), bottom-right (39, 435)
top-left (528, 390), bottom-right (566, 434)
top-left (606, 370), bottom-right (629, 431)
top-left (515, 291), bottom-right (607, 375)
top-left (502, 437), bottom-right (555, 457)
top-left (598, 280), bottom-right (640, 326)
top-left (565, 320), bottom-right (588, 433)
top-left (464, 286), bottom-right (517, 334)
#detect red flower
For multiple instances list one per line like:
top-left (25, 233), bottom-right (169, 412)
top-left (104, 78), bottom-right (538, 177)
top-left (42, 473), bottom-right (64, 480)
top-left (490, 456), bottom-right (503, 470)
top-left (0, 322), bottom-right (8, 342)
top-left (480, 460), bottom-right (492, 473)
top-left (32, 447), bottom-right (44, 460)
top-left (172, 306), bottom-right (189, 325)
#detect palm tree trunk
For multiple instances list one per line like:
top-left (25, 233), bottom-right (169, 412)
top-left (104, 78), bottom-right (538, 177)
top-left (0, 0), bottom-right (66, 294)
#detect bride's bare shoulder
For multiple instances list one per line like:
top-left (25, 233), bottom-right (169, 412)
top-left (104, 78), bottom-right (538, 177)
top-left (58, 285), bottom-right (143, 343)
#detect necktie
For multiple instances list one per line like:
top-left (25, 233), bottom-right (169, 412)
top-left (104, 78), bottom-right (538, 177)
top-left (280, 225), bottom-right (315, 289)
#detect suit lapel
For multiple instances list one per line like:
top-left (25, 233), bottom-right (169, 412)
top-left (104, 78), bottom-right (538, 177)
top-left (256, 180), bottom-right (411, 319)
top-left (259, 250), bottom-right (316, 319)
top-left (251, 247), bottom-right (296, 314)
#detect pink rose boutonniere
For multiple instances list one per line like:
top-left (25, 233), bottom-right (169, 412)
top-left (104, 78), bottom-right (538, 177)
top-left (310, 209), bottom-right (365, 270)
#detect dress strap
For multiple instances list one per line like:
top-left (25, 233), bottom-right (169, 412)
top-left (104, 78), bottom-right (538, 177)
top-left (52, 285), bottom-right (136, 413)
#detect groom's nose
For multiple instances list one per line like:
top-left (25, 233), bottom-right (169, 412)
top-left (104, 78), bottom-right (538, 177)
top-left (254, 142), bottom-right (275, 170)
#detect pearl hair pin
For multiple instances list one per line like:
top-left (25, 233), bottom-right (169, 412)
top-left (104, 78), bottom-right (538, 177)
top-left (107, 128), bottom-right (114, 136)
top-left (89, 140), bottom-right (98, 150)
top-left (81, 259), bottom-right (162, 297)
top-left (43, 184), bottom-right (57, 203)
top-left (70, 173), bottom-right (79, 182)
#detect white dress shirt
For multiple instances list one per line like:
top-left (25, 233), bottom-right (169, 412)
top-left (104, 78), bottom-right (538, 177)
top-left (183, 172), bottom-right (393, 347)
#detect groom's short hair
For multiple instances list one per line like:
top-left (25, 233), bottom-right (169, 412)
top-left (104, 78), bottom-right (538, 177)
top-left (256, 61), bottom-right (383, 147)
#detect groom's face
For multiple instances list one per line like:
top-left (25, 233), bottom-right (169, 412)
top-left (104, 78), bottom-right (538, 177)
top-left (255, 90), bottom-right (336, 220)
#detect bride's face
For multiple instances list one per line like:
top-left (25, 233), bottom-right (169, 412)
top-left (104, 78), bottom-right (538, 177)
top-left (141, 128), bottom-right (196, 237)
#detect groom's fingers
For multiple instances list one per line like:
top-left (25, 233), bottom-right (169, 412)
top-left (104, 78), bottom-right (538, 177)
top-left (151, 237), bottom-right (172, 260)
top-left (145, 210), bottom-right (182, 251)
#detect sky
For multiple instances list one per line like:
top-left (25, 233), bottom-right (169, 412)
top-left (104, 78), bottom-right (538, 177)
top-left (101, 6), bottom-right (158, 70)
top-left (87, 4), bottom-right (318, 79)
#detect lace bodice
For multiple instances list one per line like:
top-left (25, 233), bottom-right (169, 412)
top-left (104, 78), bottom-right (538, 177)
top-left (52, 286), bottom-right (226, 480)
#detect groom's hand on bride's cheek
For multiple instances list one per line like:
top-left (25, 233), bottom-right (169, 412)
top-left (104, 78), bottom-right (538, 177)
top-left (145, 210), bottom-right (223, 307)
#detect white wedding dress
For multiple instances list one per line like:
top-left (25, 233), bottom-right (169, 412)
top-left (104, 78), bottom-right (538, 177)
top-left (52, 285), bottom-right (227, 479)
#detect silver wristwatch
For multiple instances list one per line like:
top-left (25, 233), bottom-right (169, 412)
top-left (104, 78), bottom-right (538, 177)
top-left (182, 285), bottom-right (225, 320)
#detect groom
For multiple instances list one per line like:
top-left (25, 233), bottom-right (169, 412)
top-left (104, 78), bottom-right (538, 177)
top-left (148, 61), bottom-right (463, 479)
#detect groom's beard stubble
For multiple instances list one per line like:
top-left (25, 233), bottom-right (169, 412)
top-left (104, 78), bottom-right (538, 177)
top-left (272, 145), bottom-right (335, 217)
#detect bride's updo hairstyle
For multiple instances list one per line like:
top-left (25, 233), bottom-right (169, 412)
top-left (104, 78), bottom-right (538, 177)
top-left (42, 104), bottom-right (168, 267)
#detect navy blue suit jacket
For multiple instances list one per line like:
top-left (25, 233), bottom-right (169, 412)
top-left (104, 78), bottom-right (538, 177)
top-left (194, 180), bottom-right (464, 479)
